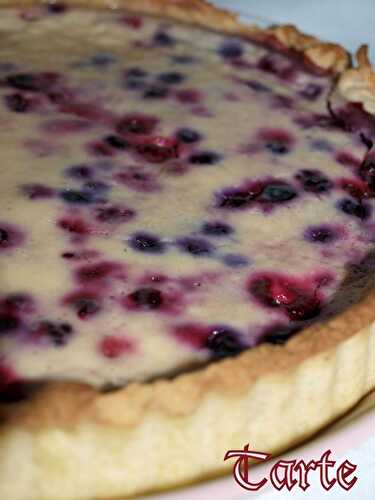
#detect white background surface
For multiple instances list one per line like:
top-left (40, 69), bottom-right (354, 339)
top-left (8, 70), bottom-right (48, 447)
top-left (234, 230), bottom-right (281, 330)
top-left (144, 2), bottom-right (375, 499)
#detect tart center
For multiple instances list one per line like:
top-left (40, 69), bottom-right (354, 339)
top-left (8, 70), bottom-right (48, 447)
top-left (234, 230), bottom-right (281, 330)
top-left (1, 5), bottom-right (375, 391)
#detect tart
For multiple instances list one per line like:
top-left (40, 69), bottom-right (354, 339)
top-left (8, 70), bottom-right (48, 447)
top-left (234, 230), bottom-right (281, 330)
top-left (1, 1), bottom-right (375, 499)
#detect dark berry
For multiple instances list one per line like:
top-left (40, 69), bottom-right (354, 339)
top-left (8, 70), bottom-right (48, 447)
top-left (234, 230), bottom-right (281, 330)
top-left (296, 169), bottom-right (333, 193)
top-left (205, 327), bottom-right (245, 359)
top-left (22, 184), bottom-right (55, 199)
top-left (265, 141), bottom-right (289, 154)
top-left (177, 237), bottom-right (214, 257)
top-left (158, 72), bottom-right (185, 85)
top-left (189, 151), bottom-right (221, 165)
top-left (262, 323), bottom-right (299, 345)
top-left (305, 225), bottom-right (339, 244)
top-left (5, 72), bottom-right (57, 92)
top-left (129, 232), bottom-right (166, 253)
top-left (95, 205), bottom-right (135, 223)
top-left (0, 228), bottom-right (9, 244)
top-left (39, 321), bottom-right (73, 346)
top-left (60, 190), bottom-right (94, 204)
top-left (359, 155), bottom-right (375, 190)
top-left (75, 298), bottom-right (100, 319)
top-left (127, 287), bottom-right (163, 310)
top-left (171, 55), bottom-right (197, 64)
top-left (201, 221), bottom-right (233, 237)
top-left (5, 294), bottom-right (35, 314)
top-left (66, 165), bottom-right (93, 179)
top-left (153, 31), bottom-right (175, 46)
top-left (126, 67), bottom-right (148, 79)
top-left (0, 314), bottom-right (19, 335)
top-left (258, 182), bottom-right (297, 203)
top-left (337, 198), bottom-right (371, 220)
top-left (82, 181), bottom-right (109, 195)
top-left (222, 254), bottom-right (249, 267)
top-left (143, 85), bottom-right (169, 99)
top-left (105, 135), bottom-right (129, 150)
top-left (46, 2), bottom-right (67, 14)
top-left (299, 83), bottom-right (323, 101)
top-left (218, 40), bottom-right (244, 59)
top-left (176, 127), bottom-right (201, 144)
top-left (245, 80), bottom-right (269, 92)
top-left (116, 114), bottom-right (158, 135)
top-left (5, 93), bottom-right (31, 112)
top-left (136, 136), bottom-right (179, 163)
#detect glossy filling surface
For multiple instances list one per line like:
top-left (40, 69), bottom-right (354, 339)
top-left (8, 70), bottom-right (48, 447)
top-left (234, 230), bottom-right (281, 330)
top-left (1, 4), bottom-right (375, 397)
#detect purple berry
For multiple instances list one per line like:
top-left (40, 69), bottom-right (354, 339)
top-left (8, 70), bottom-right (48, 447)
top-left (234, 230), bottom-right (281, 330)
top-left (359, 155), bottom-right (375, 190)
top-left (127, 287), bottom-right (163, 310)
top-left (66, 165), bottom-right (93, 179)
top-left (305, 225), bottom-right (339, 243)
top-left (105, 135), bottom-right (129, 150)
top-left (5, 93), bottom-right (31, 112)
top-left (39, 321), bottom-right (74, 346)
top-left (176, 128), bottom-right (201, 144)
top-left (0, 228), bottom-right (9, 244)
top-left (222, 254), bottom-right (249, 267)
top-left (337, 198), bottom-right (371, 220)
top-left (158, 72), bottom-right (185, 85)
top-left (143, 85), bottom-right (169, 99)
top-left (129, 232), bottom-right (166, 254)
top-left (0, 314), bottom-right (19, 335)
top-left (299, 83), bottom-right (323, 101)
top-left (258, 182), bottom-right (297, 203)
top-left (126, 67), bottom-right (148, 79)
top-left (60, 190), bottom-right (94, 204)
top-left (189, 151), bottom-right (221, 165)
top-left (296, 169), bottom-right (333, 193)
top-left (46, 2), bottom-right (67, 14)
top-left (201, 221), bottom-right (233, 237)
top-left (177, 237), bottom-right (214, 257)
top-left (218, 40), bottom-right (244, 59)
top-left (153, 31), bottom-right (175, 46)
top-left (205, 326), bottom-right (245, 359)
top-left (262, 323), bottom-right (299, 345)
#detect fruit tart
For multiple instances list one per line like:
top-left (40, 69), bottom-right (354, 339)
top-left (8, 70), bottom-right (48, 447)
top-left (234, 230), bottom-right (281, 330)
top-left (1, 1), bottom-right (375, 499)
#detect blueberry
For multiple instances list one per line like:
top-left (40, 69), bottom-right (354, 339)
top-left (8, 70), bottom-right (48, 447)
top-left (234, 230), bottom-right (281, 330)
top-left (0, 314), bottom-right (19, 334)
top-left (41, 321), bottom-right (74, 346)
top-left (262, 324), bottom-right (299, 345)
top-left (105, 135), bottom-right (129, 150)
top-left (177, 237), bottom-right (214, 257)
top-left (66, 165), bottom-right (93, 179)
top-left (218, 40), bottom-right (244, 59)
top-left (299, 83), bottom-right (323, 101)
top-left (305, 225), bottom-right (338, 243)
top-left (60, 190), bottom-right (94, 204)
top-left (158, 72), bottom-right (185, 84)
top-left (91, 54), bottom-right (115, 67)
top-left (171, 55), bottom-right (197, 64)
top-left (82, 181), bottom-right (109, 195)
top-left (126, 67), bottom-right (148, 79)
top-left (0, 228), bottom-right (9, 244)
top-left (359, 157), bottom-right (375, 190)
top-left (222, 254), bottom-right (249, 267)
top-left (189, 151), bottom-right (221, 165)
top-left (337, 198), bottom-right (371, 220)
top-left (75, 298), bottom-right (100, 319)
top-left (5, 93), bottom-right (31, 112)
top-left (176, 128), bottom-right (201, 144)
top-left (5, 73), bottom-right (45, 92)
top-left (125, 79), bottom-right (146, 91)
top-left (245, 80), bottom-right (269, 92)
top-left (296, 169), bottom-right (333, 193)
top-left (128, 287), bottom-right (163, 310)
top-left (258, 182), bottom-right (297, 203)
top-left (216, 189), bottom-right (254, 209)
top-left (153, 31), bottom-right (175, 46)
top-left (265, 141), bottom-right (289, 155)
top-left (129, 232), bottom-right (166, 253)
top-left (46, 2), bottom-right (67, 13)
top-left (201, 221), bottom-right (233, 237)
top-left (143, 85), bottom-right (169, 99)
top-left (205, 327), bottom-right (245, 359)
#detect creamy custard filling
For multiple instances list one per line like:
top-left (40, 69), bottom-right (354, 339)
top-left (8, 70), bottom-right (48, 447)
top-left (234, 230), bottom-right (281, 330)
top-left (1, 5), bottom-right (375, 395)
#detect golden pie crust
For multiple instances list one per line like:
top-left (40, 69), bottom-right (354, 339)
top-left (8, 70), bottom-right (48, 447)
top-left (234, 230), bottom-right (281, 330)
top-left (1, 1), bottom-right (375, 499)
